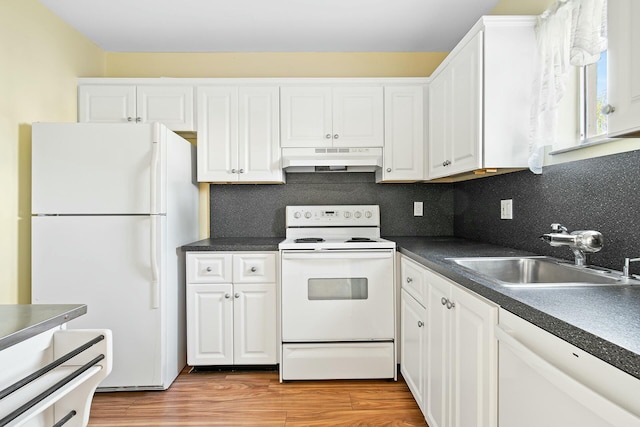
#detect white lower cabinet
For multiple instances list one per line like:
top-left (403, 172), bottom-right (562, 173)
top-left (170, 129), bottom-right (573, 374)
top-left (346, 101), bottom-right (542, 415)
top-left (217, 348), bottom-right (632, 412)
top-left (186, 252), bottom-right (277, 366)
top-left (399, 254), bottom-right (497, 427)
top-left (400, 289), bottom-right (426, 413)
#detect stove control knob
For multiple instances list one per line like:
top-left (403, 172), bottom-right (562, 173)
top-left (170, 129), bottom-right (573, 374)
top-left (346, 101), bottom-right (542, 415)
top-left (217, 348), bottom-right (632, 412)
top-left (304, 212), bottom-right (312, 219)
top-left (354, 211), bottom-right (362, 218)
top-left (344, 212), bottom-right (352, 218)
top-left (365, 211), bottom-right (373, 218)
top-left (293, 211), bottom-right (301, 219)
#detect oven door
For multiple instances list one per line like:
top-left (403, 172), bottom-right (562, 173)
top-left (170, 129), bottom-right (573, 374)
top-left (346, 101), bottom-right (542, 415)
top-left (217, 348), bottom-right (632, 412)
top-left (281, 249), bottom-right (395, 341)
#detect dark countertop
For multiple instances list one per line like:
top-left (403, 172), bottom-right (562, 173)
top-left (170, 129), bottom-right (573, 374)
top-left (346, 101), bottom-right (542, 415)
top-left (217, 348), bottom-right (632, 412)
top-left (0, 304), bottom-right (87, 351)
top-left (388, 236), bottom-right (640, 380)
top-left (182, 237), bottom-right (284, 252)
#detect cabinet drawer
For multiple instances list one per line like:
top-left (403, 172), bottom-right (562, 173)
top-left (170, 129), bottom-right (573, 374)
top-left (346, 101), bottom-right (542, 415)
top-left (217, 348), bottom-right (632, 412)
top-left (233, 254), bottom-right (276, 283)
top-left (187, 253), bottom-right (232, 283)
top-left (400, 256), bottom-right (427, 305)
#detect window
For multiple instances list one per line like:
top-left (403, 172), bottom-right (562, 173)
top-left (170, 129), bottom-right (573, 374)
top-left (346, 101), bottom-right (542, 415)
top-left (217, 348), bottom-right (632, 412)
top-left (581, 50), bottom-right (608, 141)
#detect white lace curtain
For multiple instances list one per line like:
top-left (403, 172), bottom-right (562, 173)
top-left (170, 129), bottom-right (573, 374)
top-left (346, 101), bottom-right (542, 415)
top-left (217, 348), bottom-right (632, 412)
top-left (528, 0), bottom-right (608, 174)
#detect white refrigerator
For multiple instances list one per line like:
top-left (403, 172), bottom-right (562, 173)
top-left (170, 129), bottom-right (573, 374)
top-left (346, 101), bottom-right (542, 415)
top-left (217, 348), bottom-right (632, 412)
top-left (31, 122), bottom-right (198, 390)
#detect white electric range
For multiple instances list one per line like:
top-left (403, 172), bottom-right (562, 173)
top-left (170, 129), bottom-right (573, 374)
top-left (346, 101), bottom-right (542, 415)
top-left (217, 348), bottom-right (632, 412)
top-left (279, 205), bottom-right (397, 381)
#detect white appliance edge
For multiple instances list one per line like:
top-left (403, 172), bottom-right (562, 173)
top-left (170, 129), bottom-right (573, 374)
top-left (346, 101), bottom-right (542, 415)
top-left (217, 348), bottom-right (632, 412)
top-left (31, 122), bottom-right (198, 390)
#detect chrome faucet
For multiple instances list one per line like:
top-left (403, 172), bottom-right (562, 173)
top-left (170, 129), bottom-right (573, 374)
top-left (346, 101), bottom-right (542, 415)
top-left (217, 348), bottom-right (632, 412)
top-left (540, 223), bottom-right (604, 266)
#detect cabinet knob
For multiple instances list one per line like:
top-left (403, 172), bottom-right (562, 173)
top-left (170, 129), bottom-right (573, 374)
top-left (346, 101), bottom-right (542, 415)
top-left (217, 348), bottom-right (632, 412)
top-left (206, 267), bottom-right (212, 272)
top-left (386, 168), bottom-right (392, 172)
top-left (442, 160), bottom-right (451, 167)
top-left (225, 293), bottom-right (231, 299)
top-left (231, 168), bottom-right (237, 173)
top-left (238, 169), bottom-right (244, 174)
top-left (127, 117), bottom-right (133, 122)
top-left (250, 266), bottom-right (257, 273)
top-left (333, 134), bottom-right (339, 139)
top-left (418, 321), bottom-right (424, 327)
top-left (135, 117), bottom-right (142, 122)
top-left (406, 277), bottom-right (413, 283)
top-left (441, 297), bottom-right (447, 306)
top-left (234, 293), bottom-right (240, 299)
top-left (325, 134), bottom-right (332, 139)
top-left (446, 300), bottom-right (455, 310)
top-left (601, 104), bottom-right (616, 115)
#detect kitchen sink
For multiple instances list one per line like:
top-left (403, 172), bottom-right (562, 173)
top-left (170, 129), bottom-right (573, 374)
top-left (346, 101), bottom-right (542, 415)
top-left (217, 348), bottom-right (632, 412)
top-left (447, 256), bottom-right (637, 288)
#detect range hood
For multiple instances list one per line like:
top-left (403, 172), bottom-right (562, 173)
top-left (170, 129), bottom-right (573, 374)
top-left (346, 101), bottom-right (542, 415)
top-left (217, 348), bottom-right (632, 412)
top-left (281, 147), bottom-right (383, 173)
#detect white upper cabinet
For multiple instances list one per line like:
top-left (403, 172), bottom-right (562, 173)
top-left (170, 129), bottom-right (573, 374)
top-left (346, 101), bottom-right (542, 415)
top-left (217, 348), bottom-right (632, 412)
top-left (280, 86), bottom-right (383, 148)
top-left (377, 86), bottom-right (425, 182)
top-left (427, 17), bottom-right (536, 180)
top-left (607, 0), bottom-right (640, 137)
top-left (197, 86), bottom-right (283, 183)
top-left (78, 84), bottom-right (195, 131)
top-left (428, 34), bottom-right (482, 179)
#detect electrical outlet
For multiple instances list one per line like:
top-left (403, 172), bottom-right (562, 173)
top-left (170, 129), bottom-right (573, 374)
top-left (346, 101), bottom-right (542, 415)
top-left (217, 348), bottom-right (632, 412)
top-left (501, 199), bottom-right (513, 220)
top-left (414, 201), bottom-right (423, 217)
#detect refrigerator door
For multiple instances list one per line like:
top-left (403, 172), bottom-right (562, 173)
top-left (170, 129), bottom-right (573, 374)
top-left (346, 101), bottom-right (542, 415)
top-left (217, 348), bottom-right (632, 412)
top-left (32, 122), bottom-right (165, 215)
top-left (32, 215), bottom-right (166, 389)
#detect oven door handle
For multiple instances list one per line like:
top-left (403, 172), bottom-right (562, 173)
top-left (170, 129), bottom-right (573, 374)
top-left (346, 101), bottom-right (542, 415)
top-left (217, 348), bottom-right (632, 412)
top-left (282, 250), bottom-right (393, 260)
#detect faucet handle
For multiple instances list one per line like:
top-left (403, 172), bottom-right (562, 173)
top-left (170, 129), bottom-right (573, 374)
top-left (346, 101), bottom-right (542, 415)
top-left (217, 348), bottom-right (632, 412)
top-left (551, 223), bottom-right (568, 233)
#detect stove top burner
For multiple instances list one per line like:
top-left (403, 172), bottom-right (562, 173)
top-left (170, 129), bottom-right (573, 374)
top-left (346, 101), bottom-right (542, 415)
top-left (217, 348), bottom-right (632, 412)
top-left (295, 237), bottom-right (325, 243)
top-left (345, 237), bottom-right (376, 243)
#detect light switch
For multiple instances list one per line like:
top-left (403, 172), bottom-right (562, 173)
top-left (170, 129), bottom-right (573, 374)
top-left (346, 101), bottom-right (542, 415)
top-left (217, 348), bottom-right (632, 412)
top-left (414, 202), bottom-right (423, 217)
top-left (501, 199), bottom-right (513, 220)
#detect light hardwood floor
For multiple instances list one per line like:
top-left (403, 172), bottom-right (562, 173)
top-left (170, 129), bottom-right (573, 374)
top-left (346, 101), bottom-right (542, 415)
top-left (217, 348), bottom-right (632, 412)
top-left (88, 368), bottom-right (428, 427)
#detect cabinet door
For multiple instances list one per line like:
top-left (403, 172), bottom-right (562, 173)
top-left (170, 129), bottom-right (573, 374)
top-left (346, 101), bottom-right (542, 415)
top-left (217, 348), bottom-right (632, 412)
top-left (280, 87), bottom-right (332, 148)
top-left (427, 71), bottom-right (451, 179)
top-left (186, 283), bottom-right (233, 365)
top-left (332, 87), bottom-right (384, 148)
top-left (424, 272), bottom-right (451, 427)
top-left (237, 87), bottom-right (283, 182)
top-left (137, 86), bottom-right (195, 131)
top-left (197, 86), bottom-right (238, 182)
top-left (449, 285), bottom-right (498, 427)
top-left (448, 32), bottom-right (483, 175)
top-left (78, 85), bottom-right (136, 124)
top-left (607, 0), bottom-right (640, 137)
top-left (382, 86), bottom-right (424, 181)
top-left (233, 283), bottom-right (277, 364)
top-left (400, 289), bottom-right (427, 413)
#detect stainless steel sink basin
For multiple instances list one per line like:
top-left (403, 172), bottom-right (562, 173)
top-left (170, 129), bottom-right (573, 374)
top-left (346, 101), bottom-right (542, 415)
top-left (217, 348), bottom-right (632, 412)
top-left (447, 256), bottom-right (633, 288)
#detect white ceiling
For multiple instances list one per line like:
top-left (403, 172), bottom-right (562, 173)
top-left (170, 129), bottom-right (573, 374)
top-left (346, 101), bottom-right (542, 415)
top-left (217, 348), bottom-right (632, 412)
top-left (38, 0), bottom-right (499, 52)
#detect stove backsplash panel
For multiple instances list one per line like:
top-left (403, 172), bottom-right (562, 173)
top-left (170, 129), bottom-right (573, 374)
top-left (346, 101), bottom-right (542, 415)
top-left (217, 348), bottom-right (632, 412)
top-left (454, 149), bottom-right (640, 271)
top-left (209, 173), bottom-right (454, 238)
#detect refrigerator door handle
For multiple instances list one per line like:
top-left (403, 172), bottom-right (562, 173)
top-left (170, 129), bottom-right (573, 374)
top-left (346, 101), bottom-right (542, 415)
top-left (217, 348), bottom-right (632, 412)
top-left (150, 215), bottom-right (160, 309)
top-left (150, 137), bottom-right (160, 215)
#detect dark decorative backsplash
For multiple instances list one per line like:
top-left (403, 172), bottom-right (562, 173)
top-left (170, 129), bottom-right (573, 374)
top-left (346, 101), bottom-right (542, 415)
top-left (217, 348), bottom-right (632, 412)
top-left (209, 173), bottom-right (454, 238)
top-left (454, 149), bottom-right (640, 271)
top-left (209, 149), bottom-right (639, 272)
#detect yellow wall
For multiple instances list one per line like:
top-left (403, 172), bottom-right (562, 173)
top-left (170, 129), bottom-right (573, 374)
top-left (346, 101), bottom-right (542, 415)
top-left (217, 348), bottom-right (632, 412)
top-left (491, 0), bottom-right (554, 15)
top-left (0, 0), bottom-right (105, 303)
top-left (105, 52), bottom-right (447, 78)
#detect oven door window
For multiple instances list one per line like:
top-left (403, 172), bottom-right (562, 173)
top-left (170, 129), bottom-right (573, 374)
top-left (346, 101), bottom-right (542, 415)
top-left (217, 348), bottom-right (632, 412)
top-left (308, 278), bottom-right (368, 300)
